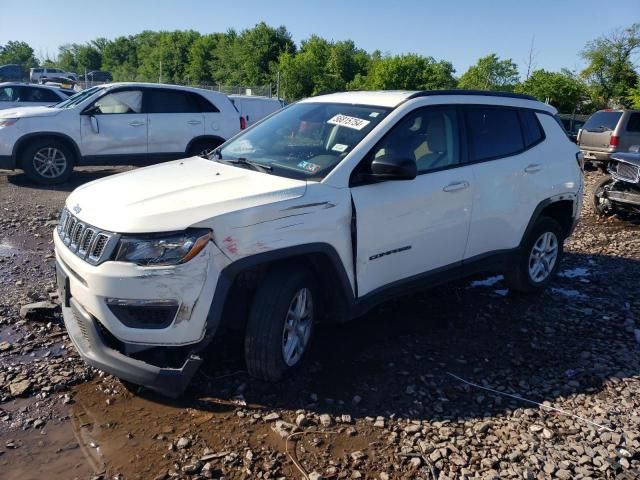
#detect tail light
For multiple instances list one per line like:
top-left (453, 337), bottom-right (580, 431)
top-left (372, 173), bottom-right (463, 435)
top-left (240, 116), bottom-right (246, 130)
top-left (609, 135), bottom-right (619, 148)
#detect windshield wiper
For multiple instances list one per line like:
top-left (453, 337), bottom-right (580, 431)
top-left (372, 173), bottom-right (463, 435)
top-left (219, 156), bottom-right (273, 173)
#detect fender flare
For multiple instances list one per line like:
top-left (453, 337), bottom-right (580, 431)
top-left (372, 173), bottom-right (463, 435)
top-left (203, 242), bottom-right (355, 338)
top-left (520, 194), bottom-right (578, 247)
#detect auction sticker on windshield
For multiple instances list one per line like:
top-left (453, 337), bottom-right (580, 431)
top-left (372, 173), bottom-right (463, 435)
top-left (327, 114), bottom-right (371, 131)
top-left (297, 160), bottom-right (321, 173)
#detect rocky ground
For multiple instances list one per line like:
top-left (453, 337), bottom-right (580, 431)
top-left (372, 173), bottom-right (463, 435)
top-left (0, 167), bottom-right (639, 480)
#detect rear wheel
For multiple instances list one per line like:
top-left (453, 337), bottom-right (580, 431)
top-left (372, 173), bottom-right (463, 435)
top-left (592, 176), bottom-right (616, 216)
top-left (505, 217), bottom-right (564, 293)
top-left (188, 139), bottom-right (221, 159)
top-left (244, 266), bottom-right (317, 381)
top-left (21, 138), bottom-right (74, 185)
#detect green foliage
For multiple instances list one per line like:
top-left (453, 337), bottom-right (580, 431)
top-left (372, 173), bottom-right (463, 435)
top-left (629, 78), bottom-right (640, 108)
top-left (0, 40), bottom-right (38, 68)
top-left (57, 43), bottom-right (102, 73)
top-left (458, 54), bottom-right (519, 91)
top-left (350, 54), bottom-right (456, 91)
top-left (581, 23), bottom-right (640, 108)
top-left (517, 69), bottom-right (591, 113)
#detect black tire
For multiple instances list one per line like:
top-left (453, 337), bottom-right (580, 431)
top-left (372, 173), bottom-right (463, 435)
top-left (505, 217), bottom-right (564, 293)
top-left (592, 175), bottom-right (615, 216)
top-left (21, 138), bottom-right (75, 185)
top-left (188, 139), bottom-right (222, 159)
top-left (244, 266), bottom-right (317, 381)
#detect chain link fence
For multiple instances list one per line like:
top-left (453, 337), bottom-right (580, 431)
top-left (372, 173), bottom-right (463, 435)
top-left (77, 80), bottom-right (275, 98)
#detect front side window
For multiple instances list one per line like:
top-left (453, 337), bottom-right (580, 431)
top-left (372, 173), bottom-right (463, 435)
top-left (368, 107), bottom-right (460, 174)
top-left (93, 90), bottom-right (143, 114)
top-left (466, 107), bottom-right (524, 161)
top-left (219, 102), bottom-right (390, 180)
top-left (0, 87), bottom-right (15, 102)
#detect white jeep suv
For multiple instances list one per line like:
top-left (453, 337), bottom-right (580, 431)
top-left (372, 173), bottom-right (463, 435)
top-left (54, 90), bottom-right (583, 396)
top-left (0, 83), bottom-right (242, 184)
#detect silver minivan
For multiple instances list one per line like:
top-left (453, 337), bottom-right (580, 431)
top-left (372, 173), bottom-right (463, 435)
top-left (578, 110), bottom-right (640, 163)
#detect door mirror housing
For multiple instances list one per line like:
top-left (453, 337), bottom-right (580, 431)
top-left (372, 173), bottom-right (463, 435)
top-left (370, 155), bottom-right (417, 180)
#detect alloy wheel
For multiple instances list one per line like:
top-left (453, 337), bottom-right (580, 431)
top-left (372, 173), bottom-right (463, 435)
top-left (281, 287), bottom-right (314, 367)
top-left (32, 147), bottom-right (67, 179)
top-left (528, 231), bottom-right (559, 283)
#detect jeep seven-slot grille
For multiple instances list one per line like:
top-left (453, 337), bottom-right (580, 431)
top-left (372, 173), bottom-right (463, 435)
top-left (616, 162), bottom-right (640, 184)
top-left (57, 208), bottom-right (119, 265)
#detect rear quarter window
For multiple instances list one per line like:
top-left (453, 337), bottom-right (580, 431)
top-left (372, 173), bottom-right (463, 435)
top-left (465, 107), bottom-right (525, 161)
top-left (583, 111), bottom-right (623, 132)
top-left (520, 110), bottom-right (545, 147)
top-left (626, 113), bottom-right (640, 132)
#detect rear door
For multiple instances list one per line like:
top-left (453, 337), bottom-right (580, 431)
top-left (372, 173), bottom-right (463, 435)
top-left (579, 111), bottom-right (623, 154)
top-left (463, 106), bottom-right (547, 258)
top-left (145, 89), bottom-right (206, 156)
top-left (80, 88), bottom-right (147, 158)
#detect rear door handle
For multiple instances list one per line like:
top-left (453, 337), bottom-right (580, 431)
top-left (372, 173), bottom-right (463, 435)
top-left (443, 181), bottom-right (470, 192)
top-left (129, 121), bottom-right (145, 127)
top-left (524, 164), bottom-right (542, 173)
top-left (188, 120), bottom-right (202, 125)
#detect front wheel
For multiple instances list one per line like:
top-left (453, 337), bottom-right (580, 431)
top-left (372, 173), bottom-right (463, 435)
top-left (505, 217), bottom-right (564, 293)
top-left (244, 266), bottom-right (317, 381)
top-left (21, 138), bottom-right (74, 185)
top-left (592, 176), bottom-right (616, 216)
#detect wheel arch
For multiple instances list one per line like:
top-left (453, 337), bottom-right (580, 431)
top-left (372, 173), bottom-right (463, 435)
top-left (185, 135), bottom-right (226, 155)
top-left (207, 243), bottom-right (355, 335)
top-left (521, 196), bottom-right (577, 245)
top-left (13, 132), bottom-right (81, 168)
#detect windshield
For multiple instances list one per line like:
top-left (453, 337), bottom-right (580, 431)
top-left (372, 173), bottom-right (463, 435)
top-left (52, 86), bottom-right (103, 109)
top-left (218, 102), bottom-right (391, 180)
top-left (583, 111), bottom-right (622, 133)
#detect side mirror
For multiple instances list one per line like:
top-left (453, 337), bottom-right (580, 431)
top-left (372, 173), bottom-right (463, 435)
top-left (89, 115), bottom-right (99, 134)
top-left (370, 154), bottom-right (417, 180)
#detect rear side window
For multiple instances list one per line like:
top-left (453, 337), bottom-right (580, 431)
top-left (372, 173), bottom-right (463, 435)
top-left (145, 89), bottom-right (217, 113)
top-left (583, 111), bottom-right (622, 132)
top-left (519, 110), bottom-right (545, 147)
top-left (627, 113), bottom-right (640, 132)
top-left (465, 107), bottom-right (524, 161)
top-left (23, 87), bottom-right (62, 102)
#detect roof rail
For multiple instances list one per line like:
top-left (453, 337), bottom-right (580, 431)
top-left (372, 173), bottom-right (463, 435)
top-left (407, 89), bottom-right (537, 101)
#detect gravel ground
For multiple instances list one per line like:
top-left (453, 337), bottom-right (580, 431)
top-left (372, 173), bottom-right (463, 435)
top-left (0, 167), bottom-right (639, 480)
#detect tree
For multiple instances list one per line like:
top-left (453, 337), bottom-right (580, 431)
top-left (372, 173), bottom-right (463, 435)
top-left (629, 78), bottom-right (640, 108)
top-left (352, 54), bottom-right (456, 91)
top-left (187, 34), bottom-right (223, 84)
top-left (581, 23), bottom-right (640, 108)
top-left (458, 54), bottom-right (519, 91)
top-left (517, 69), bottom-right (591, 113)
top-left (0, 41), bottom-right (38, 68)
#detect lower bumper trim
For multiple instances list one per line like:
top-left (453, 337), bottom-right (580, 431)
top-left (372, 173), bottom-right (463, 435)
top-left (62, 297), bottom-right (202, 397)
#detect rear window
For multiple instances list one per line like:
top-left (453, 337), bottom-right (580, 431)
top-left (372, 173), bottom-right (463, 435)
top-left (627, 113), bottom-right (640, 132)
top-left (466, 107), bottom-right (525, 161)
top-left (583, 111), bottom-right (623, 132)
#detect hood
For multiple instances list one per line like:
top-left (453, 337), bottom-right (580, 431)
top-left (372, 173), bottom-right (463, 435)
top-left (66, 157), bottom-right (307, 233)
top-left (0, 105), bottom-right (62, 118)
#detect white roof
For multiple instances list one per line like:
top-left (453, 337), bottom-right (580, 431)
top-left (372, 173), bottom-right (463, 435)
top-left (300, 90), bottom-right (555, 114)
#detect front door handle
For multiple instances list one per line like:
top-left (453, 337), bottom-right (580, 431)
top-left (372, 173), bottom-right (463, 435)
top-left (129, 121), bottom-right (145, 127)
top-left (442, 181), bottom-right (470, 192)
top-left (188, 120), bottom-right (202, 125)
top-left (524, 164), bottom-right (542, 173)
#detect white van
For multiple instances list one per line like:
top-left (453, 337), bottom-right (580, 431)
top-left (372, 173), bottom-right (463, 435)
top-left (229, 95), bottom-right (284, 128)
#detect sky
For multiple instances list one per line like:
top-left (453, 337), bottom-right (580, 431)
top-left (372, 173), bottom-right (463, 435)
top-left (1, 0), bottom-right (638, 75)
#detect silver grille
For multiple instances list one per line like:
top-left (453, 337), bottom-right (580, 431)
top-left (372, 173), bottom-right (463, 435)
top-left (57, 208), bottom-right (119, 265)
top-left (616, 162), bottom-right (640, 183)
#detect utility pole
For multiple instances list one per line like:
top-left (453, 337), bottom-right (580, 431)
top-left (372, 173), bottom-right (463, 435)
top-left (276, 71), bottom-right (281, 100)
top-left (159, 61), bottom-right (162, 84)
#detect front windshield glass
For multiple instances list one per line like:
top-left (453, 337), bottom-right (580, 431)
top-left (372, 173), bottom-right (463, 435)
top-left (218, 102), bottom-right (391, 180)
top-left (52, 86), bottom-right (103, 109)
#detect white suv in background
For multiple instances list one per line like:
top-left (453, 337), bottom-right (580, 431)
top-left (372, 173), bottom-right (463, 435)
top-left (0, 82), bottom-right (75, 109)
top-left (0, 83), bottom-right (242, 183)
top-left (54, 90), bottom-right (583, 397)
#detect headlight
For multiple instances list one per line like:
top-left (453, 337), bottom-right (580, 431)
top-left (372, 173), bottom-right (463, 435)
top-left (114, 228), bottom-right (212, 266)
top-left (0, 118), bottom-right (18, 128)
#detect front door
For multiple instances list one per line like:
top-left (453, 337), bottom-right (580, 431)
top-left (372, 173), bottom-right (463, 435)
top-left (80, 89), bottom-right (147, 158)
top-left (350, 106), bottom-right (473, 296)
